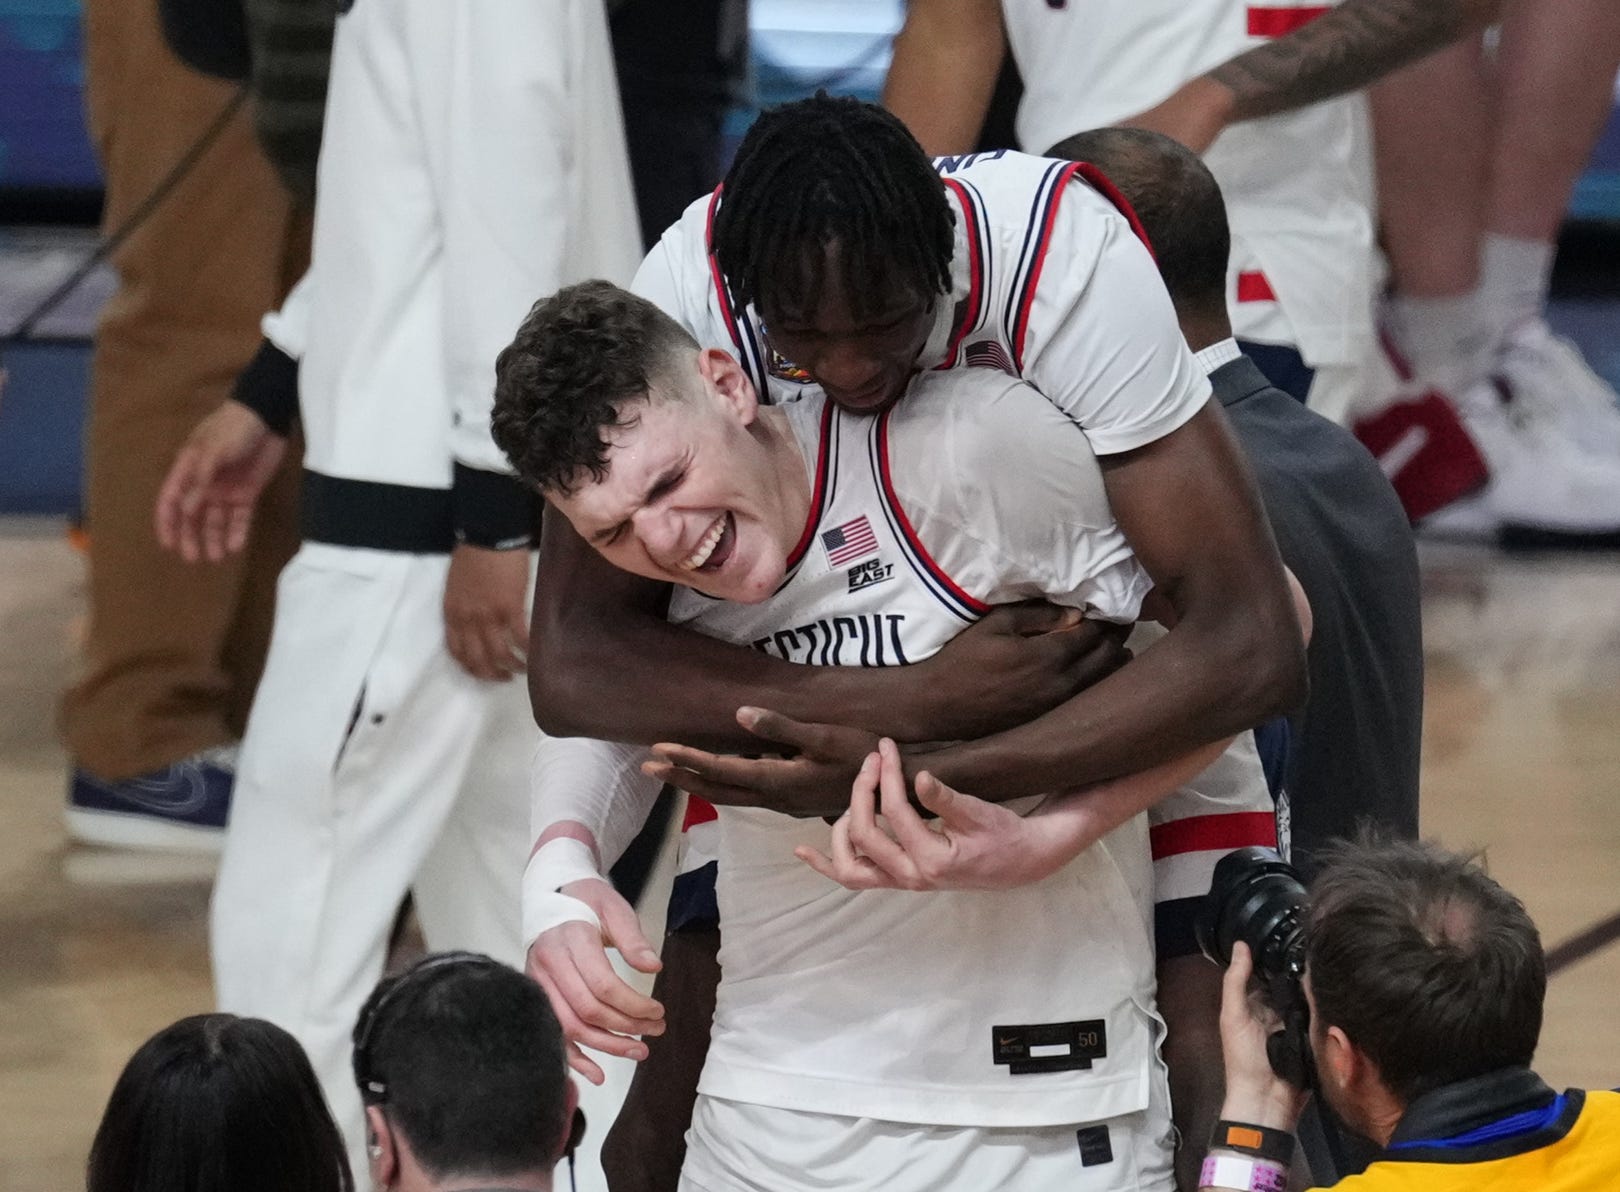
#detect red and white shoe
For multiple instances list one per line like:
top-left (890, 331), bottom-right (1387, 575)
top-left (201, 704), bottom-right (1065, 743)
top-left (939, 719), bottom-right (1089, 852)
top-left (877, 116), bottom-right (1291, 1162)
top-left (1353, 389), bottom-right (1489, 525)
top-left (1451, 374), bottom-right (1620, 546)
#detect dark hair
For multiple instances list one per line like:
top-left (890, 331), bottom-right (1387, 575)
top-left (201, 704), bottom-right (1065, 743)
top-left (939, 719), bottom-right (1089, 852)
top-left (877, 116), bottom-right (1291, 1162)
top-left (87, 1013), bottom-right (352, 1192)
top-left (1047, 127), bottom-right (1230, 324)
top-left (493, 279), bottom-right (700, 495)
top-left (350, 953), bottom-right (570, 1181)
top-left (713, 92), bottom-right (954, 320)
top-left (1305, 839), bottom-right (1546, 1103)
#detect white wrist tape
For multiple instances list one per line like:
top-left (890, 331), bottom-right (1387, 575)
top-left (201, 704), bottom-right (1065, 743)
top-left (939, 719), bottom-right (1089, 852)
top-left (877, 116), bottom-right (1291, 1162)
top-left (531, 836), bottom-right (604, 890)
top-left (521, 838), bottom-right (605, 949)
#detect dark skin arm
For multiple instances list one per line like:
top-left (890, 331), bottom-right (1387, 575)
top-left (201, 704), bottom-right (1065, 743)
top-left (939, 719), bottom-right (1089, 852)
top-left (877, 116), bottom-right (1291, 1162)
top-left (1159, 955), bottom-right (1228, 1192)
top-left (526, 509), bottom-right (1127, 753)
top-left (1118, 0), bottom-right (1504, 153)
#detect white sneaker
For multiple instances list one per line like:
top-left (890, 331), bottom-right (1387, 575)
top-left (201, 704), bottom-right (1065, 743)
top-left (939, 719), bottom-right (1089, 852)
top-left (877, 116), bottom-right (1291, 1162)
top-left (1418, 492), bottom-right (1497, 542)
top-left (1444, 377), bottom-right (1620, 539)
top-left (1495, 318), bottom-right (1620, 459)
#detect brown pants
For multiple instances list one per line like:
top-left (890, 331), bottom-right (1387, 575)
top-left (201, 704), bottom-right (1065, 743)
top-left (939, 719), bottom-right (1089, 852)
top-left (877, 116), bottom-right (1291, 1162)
top-left (60, 0), bottom-right (307, 780)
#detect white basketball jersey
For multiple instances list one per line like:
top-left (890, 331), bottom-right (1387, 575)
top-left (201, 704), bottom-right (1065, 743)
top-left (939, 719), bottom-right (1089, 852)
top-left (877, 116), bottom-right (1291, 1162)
top-left (633, 150), bottom-right (1210, 456)
top-left (667, 370), bottom-right (1162, 1128)
top-left (997, 0), bottom-right (1374, 367)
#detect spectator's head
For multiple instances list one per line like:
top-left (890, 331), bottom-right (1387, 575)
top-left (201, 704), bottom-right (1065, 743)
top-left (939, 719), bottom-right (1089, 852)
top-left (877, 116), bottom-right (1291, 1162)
top-left (351, 953), bottom-right (577, 1192)
top-left (1303, 839), bottom-right (1546, 1142)
top-left (1047, 127), bottom-right (1232, 350)
top-left (494, 281), bottom-right (807, 605)
top-left (87, 1013), bottom-right (352, 1192)
top-left (713, 92), bottom-right (954, 413)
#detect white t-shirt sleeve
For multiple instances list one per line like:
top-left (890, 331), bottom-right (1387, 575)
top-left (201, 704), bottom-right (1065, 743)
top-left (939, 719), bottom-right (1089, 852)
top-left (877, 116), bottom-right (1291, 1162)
top-left (1021, 185), bottom-right (1212, 455)
top-left (886, 371), bottom-right (1154, 622)
top-left (432, 0), bottom-right (638, 475)
top-left (261, 270), bottom-right (314, 360)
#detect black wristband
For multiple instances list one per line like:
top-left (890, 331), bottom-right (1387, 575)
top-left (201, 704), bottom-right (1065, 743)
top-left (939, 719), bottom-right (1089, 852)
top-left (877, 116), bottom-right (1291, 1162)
top-left (232, 338), bottom-right (299, 437)
top-left (1210, 1120), bottom-right (1295, 1166)
top-left (452, 462), bottom-right (540, 551)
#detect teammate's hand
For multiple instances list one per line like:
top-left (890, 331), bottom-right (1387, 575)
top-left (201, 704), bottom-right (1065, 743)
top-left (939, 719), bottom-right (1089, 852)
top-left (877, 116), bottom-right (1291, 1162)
top-left (796, 738), bottom-right (1066, 891)
top-left (527, 876), bottom-right (665, 1086)
top-left (1114, 75), bottom-right (1237, 154)
top-left (644, 707), bottom-right (879, 818)
top-left (154, 399), bottom-right (286, 563)
top-left (443, 543), bottom-right (530, 682)
top-left (914, 602), bottom-right (1132, 740)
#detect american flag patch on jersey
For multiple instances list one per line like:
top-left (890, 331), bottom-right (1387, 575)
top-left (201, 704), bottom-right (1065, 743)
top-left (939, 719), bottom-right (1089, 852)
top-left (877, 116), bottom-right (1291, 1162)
top-left (964, 339), bottom-right (1016, 375)
top-left (822, 515), bottom-right (879, 567)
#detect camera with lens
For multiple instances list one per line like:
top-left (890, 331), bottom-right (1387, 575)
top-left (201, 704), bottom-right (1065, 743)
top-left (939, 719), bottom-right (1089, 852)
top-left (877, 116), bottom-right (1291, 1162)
top-left (1195, 846), bottom-right (1313, 1088)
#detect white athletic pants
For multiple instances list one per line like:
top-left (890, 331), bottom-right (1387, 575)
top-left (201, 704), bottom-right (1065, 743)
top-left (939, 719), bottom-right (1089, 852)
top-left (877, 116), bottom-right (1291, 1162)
top-left (678, 1066), bottom-right (1176, 1192)
top-left (211, 543), bottom-right (532, 1174)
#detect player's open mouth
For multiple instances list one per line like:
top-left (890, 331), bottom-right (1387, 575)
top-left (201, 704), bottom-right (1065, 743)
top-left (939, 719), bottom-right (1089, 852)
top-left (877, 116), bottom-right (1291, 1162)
top-left (681, 512), bottom-right (736, 573)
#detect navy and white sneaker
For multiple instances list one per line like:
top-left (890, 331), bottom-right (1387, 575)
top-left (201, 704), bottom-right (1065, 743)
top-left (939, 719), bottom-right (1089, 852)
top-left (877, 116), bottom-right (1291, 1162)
top-left (66, 745), bottom-right (235, 853)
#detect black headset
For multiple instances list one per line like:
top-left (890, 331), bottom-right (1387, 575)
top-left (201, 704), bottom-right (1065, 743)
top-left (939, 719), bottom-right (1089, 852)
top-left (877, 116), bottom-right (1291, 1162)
top-left (352, 952), bottom-right (586, 1164)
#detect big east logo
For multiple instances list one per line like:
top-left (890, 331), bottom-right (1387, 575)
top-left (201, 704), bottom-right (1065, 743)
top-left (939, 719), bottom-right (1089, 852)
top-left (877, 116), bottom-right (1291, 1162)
top-left (847, 559), bottom-right (894, 592)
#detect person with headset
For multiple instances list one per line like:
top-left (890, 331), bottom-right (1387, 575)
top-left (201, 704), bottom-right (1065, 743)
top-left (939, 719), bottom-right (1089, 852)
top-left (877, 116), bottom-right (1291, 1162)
top-left (352, 953), bottom-right (584, 1192)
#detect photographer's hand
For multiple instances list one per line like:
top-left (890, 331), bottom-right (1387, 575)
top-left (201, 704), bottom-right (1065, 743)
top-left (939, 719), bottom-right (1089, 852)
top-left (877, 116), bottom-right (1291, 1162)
top-left (1217, 942), bottom-right (1310, 1131)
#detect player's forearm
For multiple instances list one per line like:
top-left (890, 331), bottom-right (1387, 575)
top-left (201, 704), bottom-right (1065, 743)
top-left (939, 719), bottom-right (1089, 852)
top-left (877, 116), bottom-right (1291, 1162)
top-left (883, 0), bottom-right (1006, 155)
top-left (528, 516), bottom-right (939, 749)
top-left (530, 737), bottom-right (663, 874)
top-left (997, 737), bottom-right (1234, 879)
top-left (1205, 0), bottom-right (1501, 124)
top-left (531, 608), bottom-right (933, 752)
top-left (1043, 737), bottom-right (1232, 834)
top-left (926, 597), bottom-right (1301, 800)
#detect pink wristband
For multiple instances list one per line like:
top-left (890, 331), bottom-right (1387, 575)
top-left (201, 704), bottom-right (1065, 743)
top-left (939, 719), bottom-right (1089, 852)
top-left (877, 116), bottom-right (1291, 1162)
top-left (1201, 1153), bottom-right (1289, 1191)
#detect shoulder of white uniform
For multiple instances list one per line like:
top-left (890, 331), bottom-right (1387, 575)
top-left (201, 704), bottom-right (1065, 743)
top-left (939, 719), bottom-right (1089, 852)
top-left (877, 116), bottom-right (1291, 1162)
top-left (649, 189), bottom-right (720, 285)
top-left (949, 150), bottom-right (1122, 234)
top-left (892, 370), bottom-right (1085, 478)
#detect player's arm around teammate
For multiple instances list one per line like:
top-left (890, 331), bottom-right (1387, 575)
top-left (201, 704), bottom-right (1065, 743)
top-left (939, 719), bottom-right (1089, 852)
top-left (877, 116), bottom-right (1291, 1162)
top-left (529, 101), bottom-right (1306, 821)
top-left (801, 570), bottom-right (1308, 895)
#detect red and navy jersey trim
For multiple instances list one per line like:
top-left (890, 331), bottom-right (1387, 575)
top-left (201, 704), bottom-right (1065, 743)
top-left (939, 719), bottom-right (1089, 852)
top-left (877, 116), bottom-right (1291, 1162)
top-left (1072, 162), bottom-right (1155, 259)
top-left (704, 186), bottom-right (772, 400)
top-left (936, 175), bottom-right (993, 371)
top-left (870, 412), bottom-right (989, 625)
top-left (779, 401), bottom-right (838, 589)
top-left (1006, 159), bottom-right (1078, 372)
top-left (1005, 160), bottom-right (1157, 373)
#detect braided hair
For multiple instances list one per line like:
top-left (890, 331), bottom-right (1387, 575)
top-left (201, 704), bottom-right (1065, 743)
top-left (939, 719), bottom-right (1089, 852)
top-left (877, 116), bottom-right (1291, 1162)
top-left (713, 93), bottom-right (955, 319)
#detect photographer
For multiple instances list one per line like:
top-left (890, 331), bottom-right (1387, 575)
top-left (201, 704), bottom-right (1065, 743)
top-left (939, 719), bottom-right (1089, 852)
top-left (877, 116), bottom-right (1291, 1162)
top-left (1203, 840), bottom-right (1620, 1190)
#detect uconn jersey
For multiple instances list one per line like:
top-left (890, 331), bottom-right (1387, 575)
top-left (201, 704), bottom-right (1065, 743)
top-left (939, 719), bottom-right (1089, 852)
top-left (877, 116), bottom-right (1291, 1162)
top-left (632, 149), bottom-right (1210, 453)
top-left (665, 371), bottom-right (1164, 1127)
